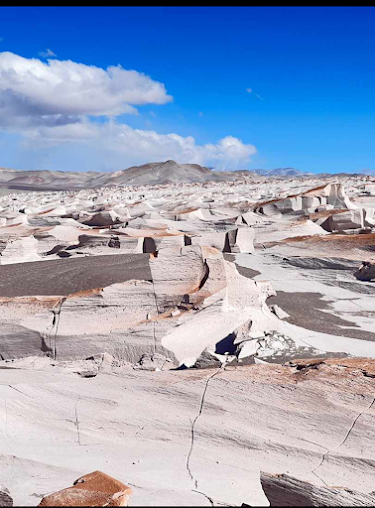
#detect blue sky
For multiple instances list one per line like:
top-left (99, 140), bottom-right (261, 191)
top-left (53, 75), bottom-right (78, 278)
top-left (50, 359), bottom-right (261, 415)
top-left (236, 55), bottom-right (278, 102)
top-left (0, 6), bottom-right (374, 173)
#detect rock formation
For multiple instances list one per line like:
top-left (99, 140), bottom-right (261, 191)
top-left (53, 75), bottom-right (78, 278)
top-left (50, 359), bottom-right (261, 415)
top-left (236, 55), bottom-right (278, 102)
top-left (0, 487), bottom-right (13, 507)
top-left (1, 168), bottom-right (375, 506)
top-left (2, 357), bottom-right (375, 506)
top-left (260, 472), bottom-right (375, 506)
top-left (38, 471), bottom-right (132, 507)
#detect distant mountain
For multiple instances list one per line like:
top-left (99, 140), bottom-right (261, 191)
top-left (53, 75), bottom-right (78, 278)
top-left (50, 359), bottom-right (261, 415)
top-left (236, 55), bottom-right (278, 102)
top-left (107, 160), bottom-right (214, 185)
top-left (253, 168), bottom-right (312, 178)
top-left (0, 162), bottom-right (362, 192)
top-left (0, 167), bottom-right (102, 191)
top-left (0, 161), bottom-right (264, 191)
top-left (106, 161), bottom-right (266, 185)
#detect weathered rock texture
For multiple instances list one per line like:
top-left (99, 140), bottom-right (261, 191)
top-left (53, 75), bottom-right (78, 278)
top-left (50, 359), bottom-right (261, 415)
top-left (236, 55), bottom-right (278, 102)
top-left (1, 170), bottom-right (375, 506)
top-left (354, 261), bottom-right (375, 281)
top-left (2, 358), bottom-right (375, 506)
top-left (0, 486), bottom-right (13, 507)
top-left (38, 471), bottom-right (132, 507)
top-left (260, 472), bottom-right (375, 506)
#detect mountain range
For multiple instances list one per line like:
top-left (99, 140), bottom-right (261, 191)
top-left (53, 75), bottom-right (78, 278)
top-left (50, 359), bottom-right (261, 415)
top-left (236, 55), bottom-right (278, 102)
top-left (0, 161), bottom-right (262, 191)
top-left (0, 161), bottom-right (357, 191)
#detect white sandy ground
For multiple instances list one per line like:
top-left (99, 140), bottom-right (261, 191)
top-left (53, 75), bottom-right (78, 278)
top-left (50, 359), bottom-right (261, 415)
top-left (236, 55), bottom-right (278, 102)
top-left (1, 360), bottom-right (375, 507)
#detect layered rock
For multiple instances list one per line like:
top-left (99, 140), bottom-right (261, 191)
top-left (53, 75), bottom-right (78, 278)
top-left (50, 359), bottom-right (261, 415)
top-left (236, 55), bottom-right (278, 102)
top-left (1, 173), bottom-right (375, 507)
top-left (0, 245), bottom-right (275, 365)
top-left (0, 486), bottom-right (13, 507)
top-left (2, 357), bottom-right (375, 506)
top-left (260, 472), bottom-right (375, 507)
top-left (254, 183), bottom-right (357, 216)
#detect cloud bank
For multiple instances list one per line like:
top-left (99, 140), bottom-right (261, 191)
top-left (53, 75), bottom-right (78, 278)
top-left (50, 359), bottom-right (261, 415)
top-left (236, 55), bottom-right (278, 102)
top-left (0, 52), bottom-right (256, 170)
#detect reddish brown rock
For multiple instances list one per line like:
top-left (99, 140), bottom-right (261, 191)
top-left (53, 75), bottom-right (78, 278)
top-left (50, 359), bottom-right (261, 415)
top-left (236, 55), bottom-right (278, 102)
top-left (38, 471), bottom-right (132, 507)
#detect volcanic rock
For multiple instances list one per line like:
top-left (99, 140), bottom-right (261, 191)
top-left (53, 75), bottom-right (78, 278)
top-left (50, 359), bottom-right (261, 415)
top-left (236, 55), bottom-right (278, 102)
top-left (260, 472), bottom-right (375, 507)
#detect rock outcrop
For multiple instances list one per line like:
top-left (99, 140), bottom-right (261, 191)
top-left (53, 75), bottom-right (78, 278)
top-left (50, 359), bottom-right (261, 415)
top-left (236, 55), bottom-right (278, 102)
top-left (260, 472), bottom-right (375, 506)
top-left (254, 183), bottom-right (356, 216)
top-left (0, 487), bottom-right (13, 507)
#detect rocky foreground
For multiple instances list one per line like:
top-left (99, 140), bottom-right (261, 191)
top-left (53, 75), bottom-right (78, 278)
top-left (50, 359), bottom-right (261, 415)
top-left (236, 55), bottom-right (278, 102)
top-left (1, 171), bottom-right (375, 505)
top-left (2, 357), bottom-right (375, 506)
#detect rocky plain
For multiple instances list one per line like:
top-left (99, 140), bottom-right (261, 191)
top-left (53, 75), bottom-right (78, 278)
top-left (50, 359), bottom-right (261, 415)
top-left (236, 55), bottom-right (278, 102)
top-left (1, 161), bottom-right (375, 506)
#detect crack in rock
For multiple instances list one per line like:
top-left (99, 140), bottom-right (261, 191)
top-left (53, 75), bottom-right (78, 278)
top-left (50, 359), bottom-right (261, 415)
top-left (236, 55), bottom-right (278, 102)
top-left (310, 395), bottom-right (375, 484)
top-left (192, 489), bottom-right (215, 506)
top-left (43, 297), bottom-right (66, 359)
top-left (8, 385), bottom-right (30, 397)
top-left (74, 399), bottom-right (81, 446)
top-left (186, 364), bottom-right (224, 489)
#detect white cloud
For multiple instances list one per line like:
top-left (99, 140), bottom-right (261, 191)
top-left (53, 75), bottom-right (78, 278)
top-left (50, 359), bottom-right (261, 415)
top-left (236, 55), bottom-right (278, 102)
top-left (25, 122), bottom-right (98, 143)
top-left (0, 52), bottom-right (257, 171)
top-left (24, 121), bottom-right (256, 170)
top-left (246, 88), bottom-right (252, 93)
top-left (39, 48), bottom-right (57, 58)
top-left (0, 51), bottom-right (172, 126)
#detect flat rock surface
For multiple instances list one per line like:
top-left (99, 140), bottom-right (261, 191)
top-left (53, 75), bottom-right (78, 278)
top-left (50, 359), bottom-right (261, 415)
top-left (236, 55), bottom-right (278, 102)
top-left (267, 291), bottom-right (375, 341)
top-left (0, 254), bottom-right (151, 297)
top-left (1, 359), bottom-right (375, 506)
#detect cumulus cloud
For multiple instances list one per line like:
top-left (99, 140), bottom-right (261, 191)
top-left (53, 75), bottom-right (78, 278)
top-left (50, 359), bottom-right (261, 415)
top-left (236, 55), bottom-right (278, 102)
top-left (108, 125), bottom-right (256, 168)
top-left (39, 48), bottom-right (57, 58)
top-left (24, 121), bottom-right (256, 170)
top-left (0, 52), bottom-right (257, 170)
top-left (0, 51), bottom-right (172, 127)
top-left (25, 122), bottom-right (99, 143)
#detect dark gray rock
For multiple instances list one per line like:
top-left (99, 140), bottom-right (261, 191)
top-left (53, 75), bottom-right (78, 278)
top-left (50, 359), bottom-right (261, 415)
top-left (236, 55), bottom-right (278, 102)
top-left (0, 486), bottom-right (13, 507)
top-left (354, 261), bottom-right (375, 281)
top-left (260, 472), bottom-right (375, 507)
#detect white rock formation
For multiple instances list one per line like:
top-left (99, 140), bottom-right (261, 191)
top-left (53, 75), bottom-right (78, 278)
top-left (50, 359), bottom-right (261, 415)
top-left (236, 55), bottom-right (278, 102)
top-left (0, 171), bottom-right (375, 507)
